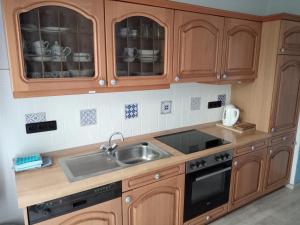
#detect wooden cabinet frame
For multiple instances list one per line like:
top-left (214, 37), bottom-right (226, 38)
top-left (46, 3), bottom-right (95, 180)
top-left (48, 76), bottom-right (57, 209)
top-left (2, 0), bottom-right (107, 97)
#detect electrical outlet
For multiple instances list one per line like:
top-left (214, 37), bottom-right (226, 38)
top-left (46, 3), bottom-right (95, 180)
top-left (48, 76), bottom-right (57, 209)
top-left (218, 94), bottom-right (227, 106)
top-left (26, 121), bottom-right (57, 134)
top-left (208, 101), bottom-right (222, 109)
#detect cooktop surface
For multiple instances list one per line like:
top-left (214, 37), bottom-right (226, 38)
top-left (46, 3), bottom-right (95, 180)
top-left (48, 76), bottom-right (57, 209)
top-left (155, 129), bottom-right (230, 154)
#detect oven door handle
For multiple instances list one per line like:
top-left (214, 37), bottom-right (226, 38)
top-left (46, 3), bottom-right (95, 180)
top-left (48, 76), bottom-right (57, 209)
top-left (195, 167), bottom-right (232, 182)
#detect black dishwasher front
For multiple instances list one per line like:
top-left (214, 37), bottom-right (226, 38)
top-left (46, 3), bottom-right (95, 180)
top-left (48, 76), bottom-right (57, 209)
top-left (27, 181), bottom-right (121, 224)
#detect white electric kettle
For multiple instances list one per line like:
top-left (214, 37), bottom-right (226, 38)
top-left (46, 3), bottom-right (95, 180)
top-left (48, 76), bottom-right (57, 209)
top-left (222, 104), bottom-right (240, 127)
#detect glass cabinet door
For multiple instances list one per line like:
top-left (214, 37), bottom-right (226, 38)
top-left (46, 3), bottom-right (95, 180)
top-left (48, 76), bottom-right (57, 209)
top-left (105, 0), bottom-right (173, 87)
top-left (115, 16), bottom-right (165, 77)
top-left (19, 6), bottom-right (95, 79)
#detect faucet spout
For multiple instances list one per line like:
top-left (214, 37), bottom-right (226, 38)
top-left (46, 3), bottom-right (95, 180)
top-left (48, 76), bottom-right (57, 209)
top-left (100, 132), bottom-right (125, 154)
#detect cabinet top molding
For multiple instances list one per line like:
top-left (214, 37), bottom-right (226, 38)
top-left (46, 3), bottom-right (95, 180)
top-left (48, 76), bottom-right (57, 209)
top-left (115, 0), bottom-right (300, 22)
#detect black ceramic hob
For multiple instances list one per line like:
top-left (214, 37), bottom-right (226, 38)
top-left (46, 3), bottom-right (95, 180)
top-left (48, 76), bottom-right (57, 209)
top-left (155, 129), bottom-right (230, 154)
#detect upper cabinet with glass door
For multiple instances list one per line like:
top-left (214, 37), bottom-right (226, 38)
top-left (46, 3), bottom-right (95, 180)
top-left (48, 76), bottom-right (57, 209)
top-left (2, 0), bottom-right (106, 98)
top-left (105, 1), bottom-right (174, 87)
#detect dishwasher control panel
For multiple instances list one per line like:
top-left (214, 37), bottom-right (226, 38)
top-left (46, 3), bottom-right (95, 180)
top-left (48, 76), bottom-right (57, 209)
top-left (27, 181), bottom-right (122, 224)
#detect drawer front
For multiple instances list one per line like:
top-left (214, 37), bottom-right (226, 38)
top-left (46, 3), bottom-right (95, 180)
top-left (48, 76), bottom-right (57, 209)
top-left (234, 139), bottom-right (268, 156)
top-left (184, 204), bottom-right (228, 225)
top-left (122, 164), bottom-right (185, 191)
top-left (270, 132), bottom-right (296, 146)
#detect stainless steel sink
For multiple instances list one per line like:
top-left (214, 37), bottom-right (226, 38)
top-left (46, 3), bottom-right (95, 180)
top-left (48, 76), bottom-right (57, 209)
top-left (113, 142), bottom-right (171, 165)
top-left (60, 142), bottom-right (171, 182)
top-left (59, 152), bottom-right (121, 182)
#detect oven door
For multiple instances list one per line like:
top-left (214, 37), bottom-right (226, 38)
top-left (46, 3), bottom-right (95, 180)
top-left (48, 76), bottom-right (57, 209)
top-left (184, 161), bottom-right (232, 222)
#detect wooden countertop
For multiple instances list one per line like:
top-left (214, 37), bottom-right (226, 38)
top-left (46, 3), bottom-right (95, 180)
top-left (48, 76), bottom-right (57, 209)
top-left (15, 122), bottom-right (269, 208)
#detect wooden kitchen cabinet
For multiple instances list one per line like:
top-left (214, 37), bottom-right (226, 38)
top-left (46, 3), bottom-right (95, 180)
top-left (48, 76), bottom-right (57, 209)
top-left (221, 18), bottom-right (261, 82)
top-left (173, 10), bottom-right (224, 83)
top-left (269, 55), bottom-right (300, 134)
top-left (105, 0), bottom-right (173, 88)
top-left (229, 148), bottom-right (267, 211)
top-left (2, 0), bottom-right (107, 98)
top-left (264, 133), bottom-right (295, 194)
top-left (122, 174), bottom-right (184, 225)
top-left (35, 198), bottom-right (122, 225)
top-left (173, 11), bottom-right (261, 84)
top-left (278, 20), bottom-right (300, 55)
top-left (231, 20), bottom-right (300, 134)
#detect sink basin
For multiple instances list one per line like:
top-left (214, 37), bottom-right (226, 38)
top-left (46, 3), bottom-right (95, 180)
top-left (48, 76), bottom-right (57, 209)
top-left (113, 142), bottom-right (171, 165)
top-left (60, 142), bottom-right (171, 182)
top-left (59, 152), bottom-right (121, 182)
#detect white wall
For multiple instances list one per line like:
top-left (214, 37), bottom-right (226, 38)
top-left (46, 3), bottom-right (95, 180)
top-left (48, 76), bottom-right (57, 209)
top-left (174, 0), bottom-right (269, 15)
top-left (266, 0), bottom-right (300, 15)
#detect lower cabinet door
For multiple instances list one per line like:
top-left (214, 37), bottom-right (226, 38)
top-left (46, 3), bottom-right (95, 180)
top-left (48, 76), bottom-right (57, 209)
top-left (229, 148), bottom-right (267, 211)
top-left (264, 144), bottom-right (294, 193)
top-left (35, 198), bottom-right (122, 225)
top-left (122, 174), bottom-right (185, 225)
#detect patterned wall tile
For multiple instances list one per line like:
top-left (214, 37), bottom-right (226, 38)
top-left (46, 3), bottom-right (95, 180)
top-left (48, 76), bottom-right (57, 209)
top-left (161, 100), bottom-right (172, 114)
top-left (218, 94), bottom-right (227, 106)
top-left (25, 112), bottom-right (46, 124)
top-left (125, 103), bottom-right (138, 119)
top-left (80, 109), bottom-right (97, 126)
top-left (191, 97), bottom-right (201, 111)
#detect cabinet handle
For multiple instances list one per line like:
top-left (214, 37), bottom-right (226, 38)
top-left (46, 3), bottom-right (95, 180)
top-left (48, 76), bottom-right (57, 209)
top-left (281, 48), bottom-right (285, 53)
top-left (222, 74), bottom-right (228, 79)
top-left (271, 128), bottom-right (276, 133)
top-left (234, 161), bottom-right (238, 167)
top-left (125, 196), bottom-right (132, 204)
top-left (269, 149), bottom-right (273, 155)
top-left (175, 75), bottom-right (180, 82)
top-left (282, 136), bottom-right (287, 141)
top-left (251, 145), bottom-right (255, 151)
top-left (154, 173), bottom-right (160, 180)
top-left (206, 216), bottom-right (211, 221)
top-left (111, 79), bottom-right (117, 86)
top-left (216, 74), bottom-right (221, 80)
top-left (98, 79), bottom-right (105, 86)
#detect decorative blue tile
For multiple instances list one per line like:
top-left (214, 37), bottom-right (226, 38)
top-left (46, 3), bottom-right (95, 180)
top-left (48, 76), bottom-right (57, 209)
top-left (80, 109), bottom-right (97, 126)
top-left (218, 94), bottom-right (227, 106)
top-left (25, 112), bottom-right (46, 124)
top-left (191, 97), bottom-right (201, 111)
top-left (125, 103), bottom-right (138, 119)
top-left (161, 100), bottom-right (172, 114)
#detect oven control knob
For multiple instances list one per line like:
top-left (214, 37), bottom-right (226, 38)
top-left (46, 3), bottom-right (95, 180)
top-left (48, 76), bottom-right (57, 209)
top-left (190, 163), bottom-right (197, 170)
top-left (215, 155), bottom-right (222, 161)
top-left (224, 153), bottom-right (231, 159)
top-left (200, 160), bottom-right (207, 167)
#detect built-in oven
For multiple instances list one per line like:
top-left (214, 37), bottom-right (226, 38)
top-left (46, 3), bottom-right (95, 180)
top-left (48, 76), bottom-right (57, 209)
top-left (184, 150), bottom-right (232, 222)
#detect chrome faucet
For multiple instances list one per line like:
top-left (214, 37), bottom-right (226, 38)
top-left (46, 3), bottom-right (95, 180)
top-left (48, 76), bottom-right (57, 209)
top-left (100, 132), bottom-right (124, 154)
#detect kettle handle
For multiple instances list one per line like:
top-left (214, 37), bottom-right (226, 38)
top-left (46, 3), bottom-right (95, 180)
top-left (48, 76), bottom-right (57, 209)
top-left (232, 108), bottom-right (240, 124)
top-left (222, 107), bottom-right (227, 121)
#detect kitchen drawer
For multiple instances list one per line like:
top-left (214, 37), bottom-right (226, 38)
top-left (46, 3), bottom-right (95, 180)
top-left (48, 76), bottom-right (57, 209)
top-left (270, 131), bottom-right (296, 146)
top-left (122, 164), bottom-right (185, 191)
top-left (234, 139), bottom-right (268, 156)
top-left (184, 204), bottom-right (228, 225)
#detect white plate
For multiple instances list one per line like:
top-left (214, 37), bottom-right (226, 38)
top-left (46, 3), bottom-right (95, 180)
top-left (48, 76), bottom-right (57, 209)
top-left (138, 49), bottom-right (160, 56)
top-left (30, 56), bottom-right (52, 62)
top-left (42, 27), bottom-right (70, 33)
top-left (138, 56), bottom-right (159, 63)
top-left (21, 24), bottom-right (37, 32)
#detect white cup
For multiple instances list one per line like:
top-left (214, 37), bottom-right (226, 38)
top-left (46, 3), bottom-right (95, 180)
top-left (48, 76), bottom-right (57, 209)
top-left (32, 40), bottom-right (50, 55)
top-left (124, 48), bottom-right (138, 57)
